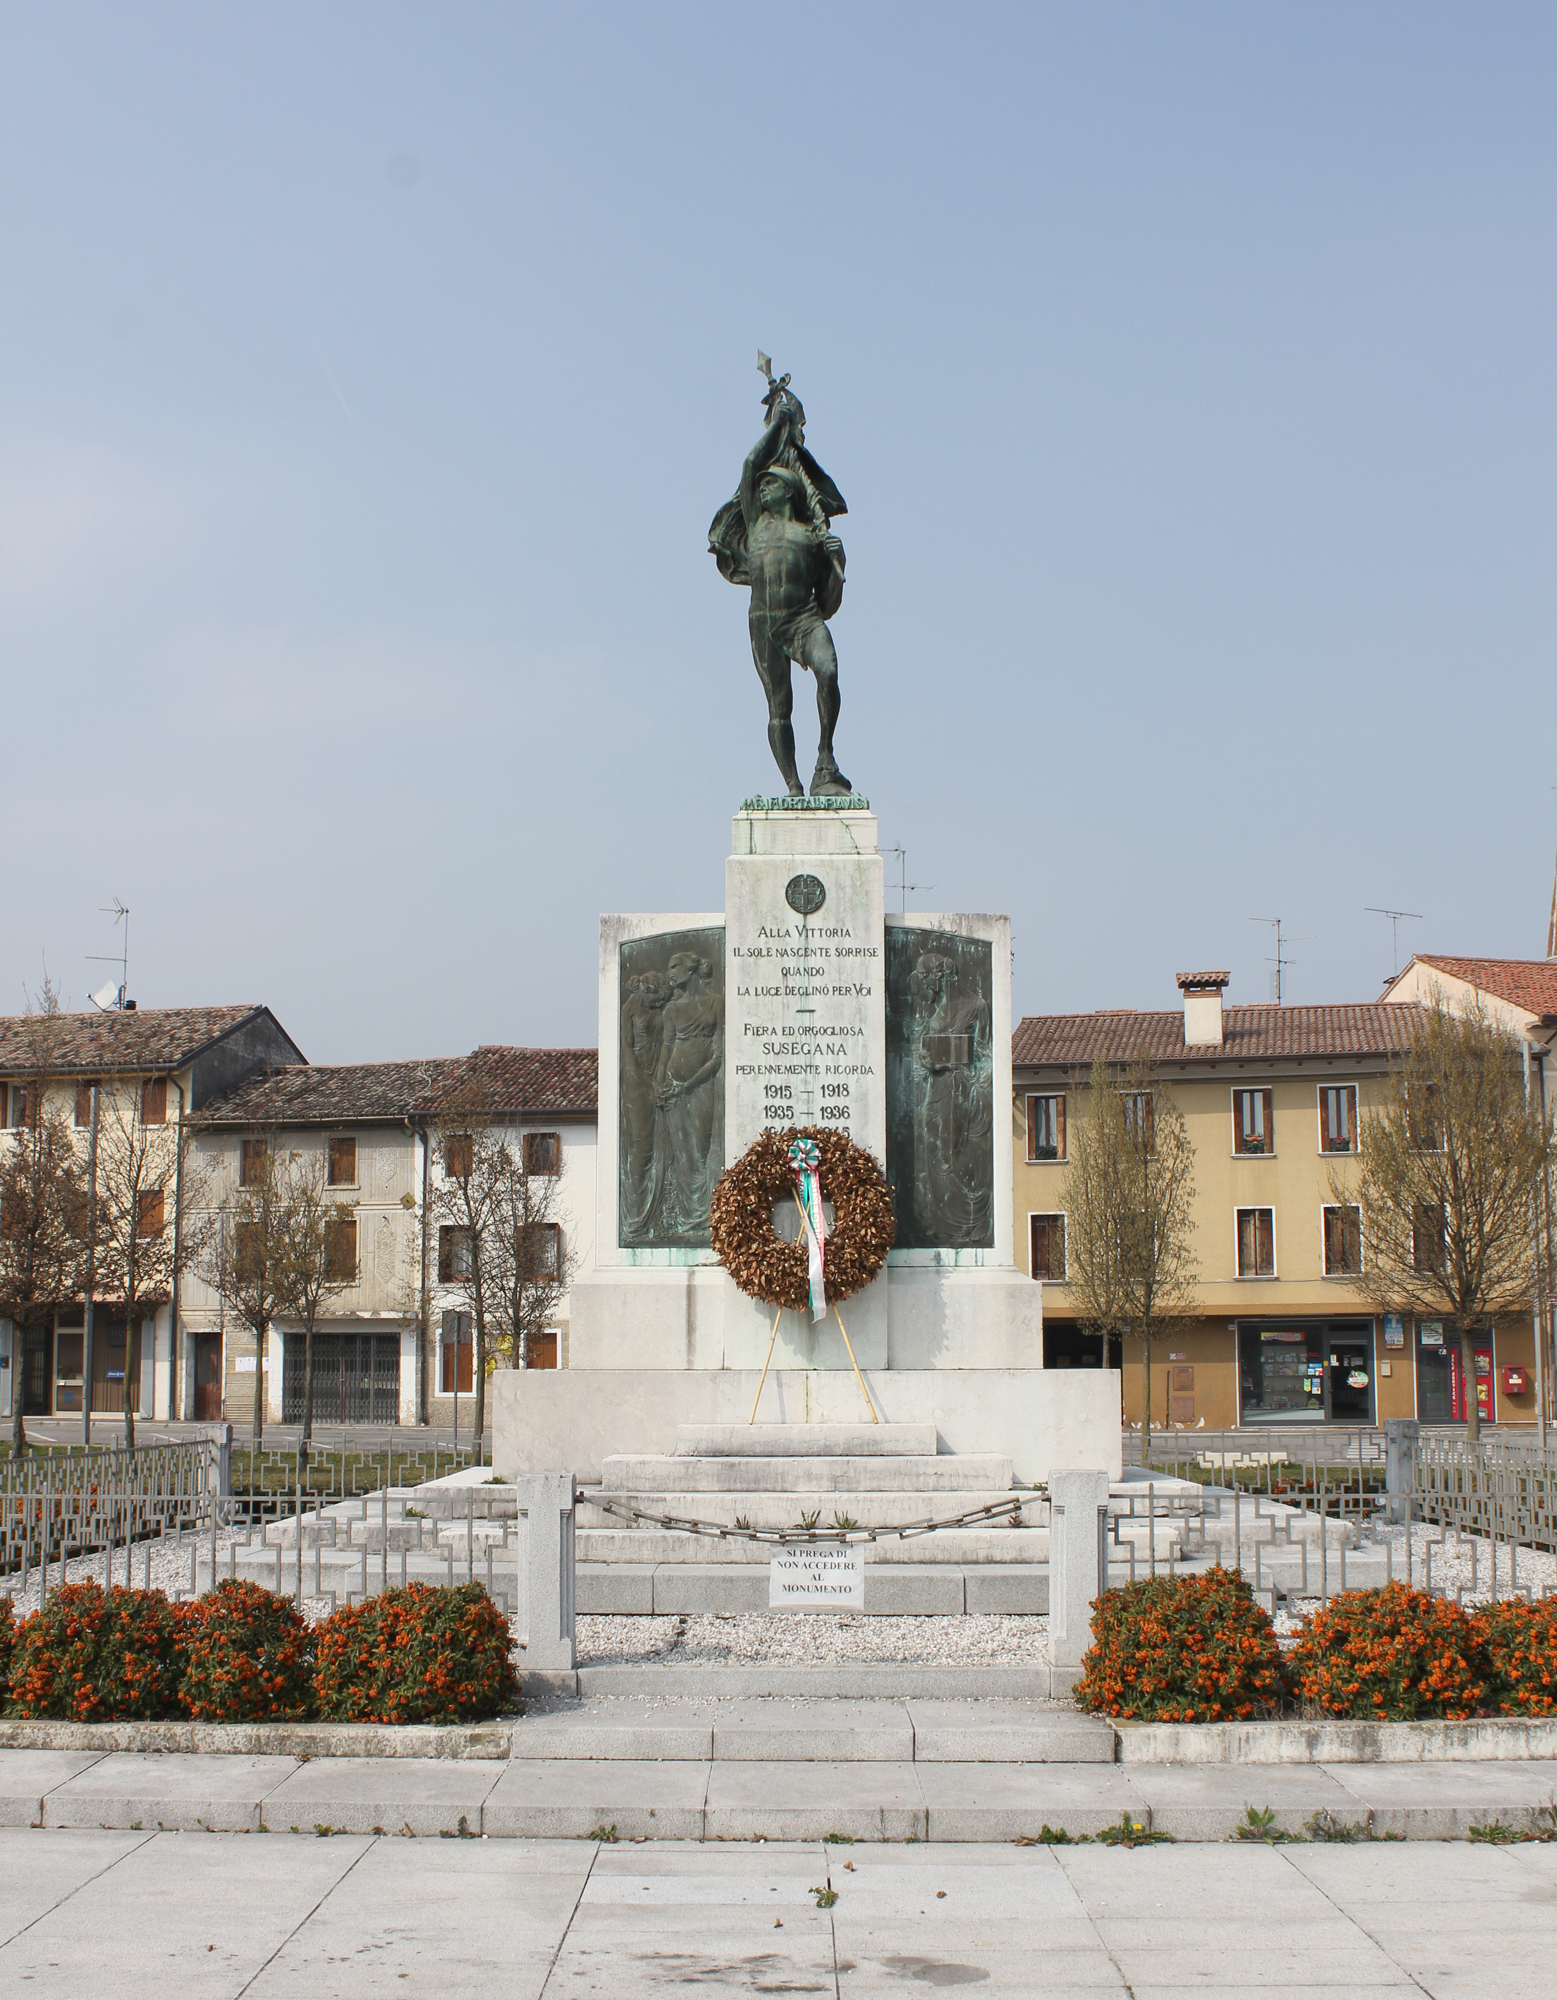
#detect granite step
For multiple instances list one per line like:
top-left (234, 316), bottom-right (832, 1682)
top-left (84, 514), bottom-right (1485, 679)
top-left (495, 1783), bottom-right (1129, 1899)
top-left (600, 1452), bottom-right (1017, 1494)
top-left (578, 1488), bottom-right (1041, 1532)
top-left (574, 1526), bottom-right (1051, 1566)
top-left (674, 1422), bottom-right (937, 1457)
top-left (510, 1697), bottom-right (1111, 1764)
top-left (577, 1559), bottom-right (1050, 1615)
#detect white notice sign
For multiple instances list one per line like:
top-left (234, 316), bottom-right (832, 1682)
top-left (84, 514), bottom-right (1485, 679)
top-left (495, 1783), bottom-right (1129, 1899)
top-left (769, 1545), bottom-right (865, 1609)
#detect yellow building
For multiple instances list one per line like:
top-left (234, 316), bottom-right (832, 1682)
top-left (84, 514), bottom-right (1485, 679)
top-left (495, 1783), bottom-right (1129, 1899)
top-left (1012, 973), bottom-right (1546, 1431)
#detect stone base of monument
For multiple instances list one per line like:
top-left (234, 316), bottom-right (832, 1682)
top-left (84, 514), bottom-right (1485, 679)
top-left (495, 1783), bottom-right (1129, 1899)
top-left (490, 1366), bottom-right (1120, 1491)
top-left (493, 794), bottom-right (1123, 1614)
top-left (490, 1407), bottom-right (1120, 1617)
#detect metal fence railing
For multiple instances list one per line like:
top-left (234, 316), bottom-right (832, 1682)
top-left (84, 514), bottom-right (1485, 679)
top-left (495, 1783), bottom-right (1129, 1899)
top-left (1115, 1423), bottom-right (1557, 1611)
top-left (2, 1440), bottom-right (220, 1601)
top-left (1, 1428), bottom-right (497, 1607)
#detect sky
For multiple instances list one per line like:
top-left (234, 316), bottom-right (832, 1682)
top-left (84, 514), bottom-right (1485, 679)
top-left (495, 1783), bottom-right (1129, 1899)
top-left (2, 4), bottom-right (1553, 1063)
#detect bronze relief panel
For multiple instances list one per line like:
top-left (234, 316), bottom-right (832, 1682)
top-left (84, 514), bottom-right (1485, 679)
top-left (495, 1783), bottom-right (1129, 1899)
top-left (619, 927), bottom-right (725, 1248)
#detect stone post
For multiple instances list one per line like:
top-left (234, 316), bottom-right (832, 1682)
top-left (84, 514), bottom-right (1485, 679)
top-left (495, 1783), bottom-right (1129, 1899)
top-left (1049, 1468), bottom-right (1111, 1672)
top-left (517, 1472), bottom-right (576, 1678)
top-left (208, 1423), bottom-right (233, 1499)
top-left (1384, 1419), bottom-right (1419, 1526)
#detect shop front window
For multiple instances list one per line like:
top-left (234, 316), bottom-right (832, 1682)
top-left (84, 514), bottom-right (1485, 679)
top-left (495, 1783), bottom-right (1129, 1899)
top-left (1238, 1321), bottom-right (1375, 1422)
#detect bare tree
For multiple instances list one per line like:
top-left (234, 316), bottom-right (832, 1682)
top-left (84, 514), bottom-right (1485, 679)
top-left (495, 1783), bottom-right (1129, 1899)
top-left (1343, 996), bottom-right (1552, 1441)
top-left (1062, 1054), bottom-right (1200, 1461)
top-left (487, 1139), bottom-right (573, 1372)
top-left (91, 1079), bottom-right (211, 1450)
top-left (198, 1130), bottom-right (290, 1450)
top-left (0, 978), bottom-right (85, 1452)
top-left (275, 1151), bottom-right (359, 1483)
top-left (423, 1109), bottom-right (509, 1456)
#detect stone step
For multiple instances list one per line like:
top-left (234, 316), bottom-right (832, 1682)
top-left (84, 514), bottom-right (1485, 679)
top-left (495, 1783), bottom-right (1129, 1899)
top-left (575, 1526), bottom-right (1051, 1566)
top-left (675, 1422), bottom-right (937, 1458)
top-left (511, 1698), bottom-right (1111, 1763)
top-left (578, 1489), bottom-right (1040, 1532)
top-left (600, 1453), bottom-right (1016, 1494)
top-left (577, 1560), bottom-right (1050, 1615)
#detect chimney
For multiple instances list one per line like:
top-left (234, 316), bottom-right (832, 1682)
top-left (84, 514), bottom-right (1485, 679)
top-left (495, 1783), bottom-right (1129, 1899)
top-left (1177, 970), bottom-right (1230, 1048)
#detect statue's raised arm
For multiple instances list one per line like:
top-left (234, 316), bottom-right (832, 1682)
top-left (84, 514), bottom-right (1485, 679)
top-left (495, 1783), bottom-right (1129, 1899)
top-left (707, 355), bottom-right (856, 800)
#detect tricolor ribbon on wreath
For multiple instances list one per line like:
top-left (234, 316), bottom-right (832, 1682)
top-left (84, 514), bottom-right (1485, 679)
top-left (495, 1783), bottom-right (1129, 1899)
top-left (787, 1136), bottom-right (827, 1323)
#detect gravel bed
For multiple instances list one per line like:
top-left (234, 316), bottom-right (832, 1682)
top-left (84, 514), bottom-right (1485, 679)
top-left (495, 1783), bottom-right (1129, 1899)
top-left (1270, 1522), bottom-right (1557, 1637)
top-left (573, 1612), bottom-right (1052, 1667)
top-left (1, 1530), bottom-right (246, 1619)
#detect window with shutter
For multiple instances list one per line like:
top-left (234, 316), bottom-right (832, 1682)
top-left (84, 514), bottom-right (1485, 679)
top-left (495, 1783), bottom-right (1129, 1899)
top-left (1323, 1203), bottom-right (1362, 1275)
top-left (141, 1078), bottom-right (167, 1125)
top-left (1236, 1207), bottom-right (1276, 1277)
top-left (1412, 1202), bottom-right (1446, 1271)
top-left (1122, 1092), bottom-right (1154, 1153)
top-left (328, 1136), bottom-right (357, 1186)
top-left (1025, 1096), bottom-right (1065, 1162)
top-left (523, 1221), bottom-right (563, 1278)
top-left (240, 1139), bottom-right (269, 1187)
top-left (523, 1131), bottom-right (561, 1175)
top-left (75, 1083), bottom-right (97, 1129)
top-left (444, 1134), bottom-right (474, 1180)
top-left (137, 1188), bottom-right (165, 1237)
top-left (1234, 1089), bottom-right (1273, 1154)
top-left (324, 1218), bottom-right (357, 1282)
top-left (235, 1221), bottom-right (263, 1281)
top-left (1319, 1085), bottom-right (1356, 1153)
top-left (438, 1225), bottom-right (472, 1282)
top-left (1029, 1213), bottom-right (1066, 1280)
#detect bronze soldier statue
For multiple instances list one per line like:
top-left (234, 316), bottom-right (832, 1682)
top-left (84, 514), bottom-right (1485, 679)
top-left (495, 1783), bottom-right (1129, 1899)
top-left (709, 357), bottom-right (853, 798)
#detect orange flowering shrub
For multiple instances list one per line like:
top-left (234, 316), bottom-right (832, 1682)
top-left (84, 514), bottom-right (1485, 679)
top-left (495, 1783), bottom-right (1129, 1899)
top-left (1074, 1569), bottom-right (1288, 1722)
top-left (0, 1596), bottom-right (14, 1688)
top-left (1290, 1583), bottom-right (1488, 1721)
top-left (1477, 1598), bottom-right (1557, 1718)
top-left (312, 1583), bottom-right (519, 1724)
top-left (180, 1581), bottom-right (315, 1722)
top-left (8, 1582), bottom-right (187, 1720)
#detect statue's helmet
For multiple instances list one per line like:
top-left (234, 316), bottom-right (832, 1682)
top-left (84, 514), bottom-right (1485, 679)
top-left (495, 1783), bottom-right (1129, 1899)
top-left (757, 463), bottom-right (806, 509)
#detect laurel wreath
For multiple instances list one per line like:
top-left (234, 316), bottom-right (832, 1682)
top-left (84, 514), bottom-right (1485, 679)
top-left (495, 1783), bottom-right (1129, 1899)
top-left (709, 1125), bottom-right (896, 1312)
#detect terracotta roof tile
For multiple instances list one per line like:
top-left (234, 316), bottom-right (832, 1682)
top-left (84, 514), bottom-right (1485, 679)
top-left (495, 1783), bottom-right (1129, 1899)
top-left (0, 1006), bottom-right (281, 1076)
top-left (195, 1047), bottom-right (600, 1127)
top-left (1175, 970), bottom-right (1230, 991)
top-left (424, 1047), bottom-right (599, 1117)
top-left (1012, 1002), bottom-right (1430, 1069)
top-left (196, 1058), bottom-right (466, 1128)
top-left (1406, 956), bottom-right (1557, 1021)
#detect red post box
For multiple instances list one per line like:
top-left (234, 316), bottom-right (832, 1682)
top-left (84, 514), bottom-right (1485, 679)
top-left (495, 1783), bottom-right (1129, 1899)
top-left (1500, 1366), bottom-right (1528, 1396)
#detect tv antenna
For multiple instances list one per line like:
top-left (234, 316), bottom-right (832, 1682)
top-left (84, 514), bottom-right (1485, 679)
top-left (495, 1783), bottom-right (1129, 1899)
top-left (1365, 906), bottom-right (1423, 980)
top-left (87, 899), bottom-right (130, 1010)
top-left (1249, 916), bottom-right (1312, 1005)
top-left (883, 844), bottom-right (934, 916)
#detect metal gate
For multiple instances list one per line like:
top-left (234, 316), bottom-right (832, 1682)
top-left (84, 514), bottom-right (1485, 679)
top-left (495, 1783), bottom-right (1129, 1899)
top-left (282, 1332), bottom-right (401, 1425)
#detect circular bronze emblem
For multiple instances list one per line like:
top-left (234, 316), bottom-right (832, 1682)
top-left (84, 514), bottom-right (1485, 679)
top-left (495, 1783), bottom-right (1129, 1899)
top-left (784, 873), bottom-right (826, 917)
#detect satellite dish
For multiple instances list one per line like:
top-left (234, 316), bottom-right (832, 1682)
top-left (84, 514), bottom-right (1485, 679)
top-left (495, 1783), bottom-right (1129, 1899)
top-left (89, 981), bottom-right (120, 1011)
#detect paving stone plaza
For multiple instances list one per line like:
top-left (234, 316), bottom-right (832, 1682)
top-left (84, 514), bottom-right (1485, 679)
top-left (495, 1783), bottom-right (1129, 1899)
top-left (2, 1826), bottom-right (1554, 1997)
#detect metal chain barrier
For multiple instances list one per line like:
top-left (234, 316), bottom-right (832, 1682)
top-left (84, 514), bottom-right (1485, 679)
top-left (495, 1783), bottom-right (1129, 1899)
top-left (588, 1494), bottom-right (1026, 1544)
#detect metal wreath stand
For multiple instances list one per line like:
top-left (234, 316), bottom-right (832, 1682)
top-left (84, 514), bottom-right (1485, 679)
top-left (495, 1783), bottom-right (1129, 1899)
top-left (707, 1125), bottom-right (896, 1425)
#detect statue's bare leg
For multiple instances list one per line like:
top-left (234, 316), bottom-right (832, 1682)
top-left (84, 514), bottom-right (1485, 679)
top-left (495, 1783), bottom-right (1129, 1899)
top-left (801, 624), bottom-right (851, 795)
top-left (751, 634), bottom-right (804, 796)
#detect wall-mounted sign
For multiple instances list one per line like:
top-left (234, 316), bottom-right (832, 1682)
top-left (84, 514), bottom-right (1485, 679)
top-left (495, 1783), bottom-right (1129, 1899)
top-left (1260, 1328), bottom-right (1305, 1343)
top-left (1347, 1370), bottom-right (1370, 1389)
top-left (1420, 1322), bottom-right (1444, 1348)
top-left (1384, 1314), bottom-right (1405, 1350)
